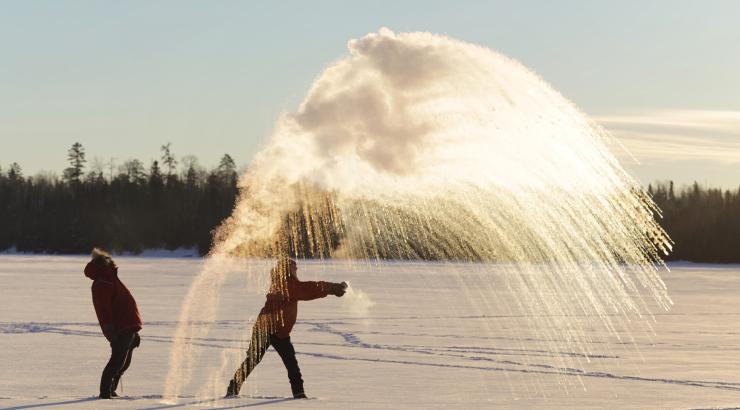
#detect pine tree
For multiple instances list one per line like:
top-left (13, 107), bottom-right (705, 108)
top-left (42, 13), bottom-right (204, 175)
top-left (7, 162), bottom-right (22, 181)
top-left (63, 142), bottom-right (86, 184)
top-left (160, 143), bottom-right (177, 181)
top-left (217, 154), bottom-right (238, 186)
top-left (182, 155), bottom-right (201, 187)
top-left (149, 160), bottom-right (164, 187)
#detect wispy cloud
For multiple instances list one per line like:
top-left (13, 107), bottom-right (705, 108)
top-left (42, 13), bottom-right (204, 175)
top-left (595, 110), bottom-right (740, 164)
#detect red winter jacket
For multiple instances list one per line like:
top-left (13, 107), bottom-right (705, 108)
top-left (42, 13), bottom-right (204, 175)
top-left (259, 277), bottom-right (332, 338)
top-left (84, 261), bottom-right (142, 340)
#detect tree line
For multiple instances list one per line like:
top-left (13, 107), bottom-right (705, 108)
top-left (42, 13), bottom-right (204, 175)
top-left (649, 181), bottom-right (740, 263)
top-left (1, 145), bottom-right (739, 262)
top-left (0, 143), bottom-right (238, 255)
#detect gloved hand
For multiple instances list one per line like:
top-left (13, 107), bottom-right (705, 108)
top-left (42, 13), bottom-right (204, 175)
top-left (330, 282), bottom-right (348, 297)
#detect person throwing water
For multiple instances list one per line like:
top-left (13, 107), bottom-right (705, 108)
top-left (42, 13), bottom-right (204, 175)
top-left (226, 257), bottom-right (347, 399)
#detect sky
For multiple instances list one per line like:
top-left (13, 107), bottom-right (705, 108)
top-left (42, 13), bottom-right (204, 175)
top-left (1, 1), bottom-right (739, 187)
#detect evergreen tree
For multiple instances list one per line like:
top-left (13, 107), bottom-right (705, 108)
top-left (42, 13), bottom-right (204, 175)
top-left (63, 142), bottom-right (86, 184)
top-left (149, 160), bottom-right (164, 187)
top-left (7, 162), bottom-right (22, 181)
top-left (182, 155), bottom-right (202, 187)
top-left (160, 143), bottom-right (177, 182)
top-left (217, 154), bottom-right (238, 186)
top-left (62, 143), bottom-right (84, 184)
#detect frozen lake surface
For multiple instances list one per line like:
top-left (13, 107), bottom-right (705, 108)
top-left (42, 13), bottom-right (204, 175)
top-left (1, 255), bottom-right (740, 409)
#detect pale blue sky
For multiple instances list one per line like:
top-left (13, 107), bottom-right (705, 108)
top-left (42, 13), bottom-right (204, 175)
top-left (2, 1), bottom-right (739, 186)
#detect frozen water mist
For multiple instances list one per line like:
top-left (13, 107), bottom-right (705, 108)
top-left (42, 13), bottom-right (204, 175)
top-left (163, 28), bottom-right (671, 401)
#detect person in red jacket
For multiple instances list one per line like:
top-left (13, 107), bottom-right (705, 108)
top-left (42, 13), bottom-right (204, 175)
top-left (84, 248), bottom-right (143, 399)
top-left (225, 257), bottom-right (346, 399)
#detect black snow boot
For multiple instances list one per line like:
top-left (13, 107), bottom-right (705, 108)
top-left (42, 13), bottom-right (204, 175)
top-left (293, 391), bottom-right (307, 399)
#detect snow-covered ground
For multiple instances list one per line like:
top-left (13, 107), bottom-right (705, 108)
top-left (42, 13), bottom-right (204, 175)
top-left (2, 256), bottom-right (740, 409)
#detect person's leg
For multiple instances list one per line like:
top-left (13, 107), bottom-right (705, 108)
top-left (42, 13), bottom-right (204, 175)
top-left (111, 333), bottom-right (139, 394)
top-left (269, 335), bottom-right (305, 398)
top-left (226, 324), bottom-right (270, 397)
top-left (109, 348), bottom-right (131, 396)
top-left (99, 333), bottom-right (136, 398)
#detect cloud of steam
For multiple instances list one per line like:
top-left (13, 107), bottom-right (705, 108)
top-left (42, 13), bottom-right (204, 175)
top-left (288, 29), bottom-right (454, 175)
top-left (341, 282), bottom-right (375, 316)
top-left (242, 27), bottom-right (629, 200)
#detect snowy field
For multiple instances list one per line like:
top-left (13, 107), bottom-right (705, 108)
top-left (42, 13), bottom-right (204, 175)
top-left (2, 255), bottom-right (740, 409)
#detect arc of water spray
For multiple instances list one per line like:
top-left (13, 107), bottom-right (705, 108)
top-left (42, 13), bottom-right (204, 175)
top-left (163, 28), bottom-right (672, 402)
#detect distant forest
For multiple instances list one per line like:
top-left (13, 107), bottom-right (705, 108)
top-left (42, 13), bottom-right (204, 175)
top-left (649, 181), bottom-right (740, 263)
top-left (0, 143), bottom-right (238, 255)
top-left (1, 143), bottom-right (739, 262)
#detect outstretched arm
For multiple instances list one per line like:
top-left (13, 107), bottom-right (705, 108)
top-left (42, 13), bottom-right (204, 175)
top-left (291, 281), bottom-right (347, 301)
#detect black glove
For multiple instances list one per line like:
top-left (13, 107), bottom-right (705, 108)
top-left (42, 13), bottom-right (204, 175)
top-left (330, 282), bottom-right (348, 297)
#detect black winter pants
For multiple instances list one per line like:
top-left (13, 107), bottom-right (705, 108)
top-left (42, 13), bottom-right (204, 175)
top-left (100, 331), bottom-right (140, 397)
top-left (230, 326), bottom-right (304, 396)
